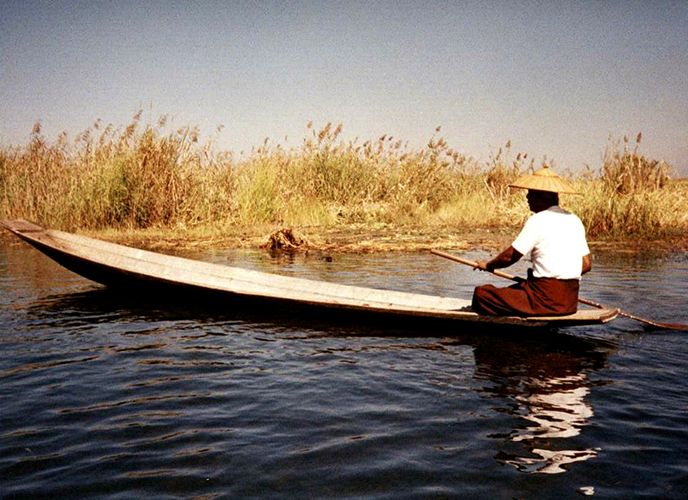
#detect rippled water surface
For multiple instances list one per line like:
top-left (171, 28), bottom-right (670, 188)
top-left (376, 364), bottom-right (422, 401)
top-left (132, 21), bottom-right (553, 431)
top-left (1, 239), bottom-right (687, 498)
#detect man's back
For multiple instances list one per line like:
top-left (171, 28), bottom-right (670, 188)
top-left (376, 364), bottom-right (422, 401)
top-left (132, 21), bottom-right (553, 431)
top-left (512, 206), bottom-right (589, 280)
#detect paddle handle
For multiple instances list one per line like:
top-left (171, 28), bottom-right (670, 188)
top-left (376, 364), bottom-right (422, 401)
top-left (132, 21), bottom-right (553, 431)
top-left (433, 249), bottom-right (620, 309)
top-left (431, 249), bottom-right (688, 331)
top-left (430, 250), bottom-right (522, 282)
top-left (431, 249), bottom-right (607, 310)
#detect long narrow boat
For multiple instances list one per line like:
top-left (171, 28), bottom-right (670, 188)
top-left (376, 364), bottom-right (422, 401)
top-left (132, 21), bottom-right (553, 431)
top-left (1, 219), bottom-right (618, 328)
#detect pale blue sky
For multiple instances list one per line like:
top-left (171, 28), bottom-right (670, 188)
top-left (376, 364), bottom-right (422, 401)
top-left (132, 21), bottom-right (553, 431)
top-left (2, 0), bottom-right (687, 174)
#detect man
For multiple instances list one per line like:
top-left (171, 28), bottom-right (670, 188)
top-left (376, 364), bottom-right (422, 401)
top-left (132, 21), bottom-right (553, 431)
top-left (472, 165), bottom-right (592, 316)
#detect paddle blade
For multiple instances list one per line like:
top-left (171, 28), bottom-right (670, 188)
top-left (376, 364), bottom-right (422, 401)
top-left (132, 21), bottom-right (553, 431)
top-left (634, 317), bottom-right (688, 331)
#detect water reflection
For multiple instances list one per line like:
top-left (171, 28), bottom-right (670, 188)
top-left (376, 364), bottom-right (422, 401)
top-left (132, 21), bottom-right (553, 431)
top-left (472, 335), bottom-right (613, 474)
top-left (506, 372), bottom-right (598, 474)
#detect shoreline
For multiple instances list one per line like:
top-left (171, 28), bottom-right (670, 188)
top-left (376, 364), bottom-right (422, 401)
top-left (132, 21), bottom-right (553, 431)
top-left (61, 224), bottom-right (688, 255)
top-left (3, 222), bottom-right (687, 254)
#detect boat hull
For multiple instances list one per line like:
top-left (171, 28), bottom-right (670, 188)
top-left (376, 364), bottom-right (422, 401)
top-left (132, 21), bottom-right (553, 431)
top-left (1, 219), bottom-right (619, 329)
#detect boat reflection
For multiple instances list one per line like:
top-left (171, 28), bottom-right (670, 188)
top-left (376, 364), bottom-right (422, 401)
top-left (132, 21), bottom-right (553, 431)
top-left (472, 334), bottom-right (613, 474)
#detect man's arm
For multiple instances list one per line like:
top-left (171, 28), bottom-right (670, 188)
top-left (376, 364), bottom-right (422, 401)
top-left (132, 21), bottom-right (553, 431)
top-left (582, 253), bottom-right (592, 275)
top-left (476, 246), bottom-right (523, 272)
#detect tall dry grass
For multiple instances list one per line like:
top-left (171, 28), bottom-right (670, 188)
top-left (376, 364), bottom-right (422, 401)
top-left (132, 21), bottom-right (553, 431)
top-left (1, 114), bottom-right (685, 241)
top-left (569, 134), bottom-right (682, 239)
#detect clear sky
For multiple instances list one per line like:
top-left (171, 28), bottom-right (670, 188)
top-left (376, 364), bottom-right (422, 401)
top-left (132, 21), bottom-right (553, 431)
top-left (2, 0), bottom-right (687, 174)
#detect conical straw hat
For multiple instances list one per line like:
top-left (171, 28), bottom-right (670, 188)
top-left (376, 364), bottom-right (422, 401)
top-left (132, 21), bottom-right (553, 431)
top-left (509, 165), bottom-right (578, 194)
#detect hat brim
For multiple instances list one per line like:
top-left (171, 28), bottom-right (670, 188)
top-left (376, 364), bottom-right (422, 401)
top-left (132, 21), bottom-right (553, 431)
top-left (509, 175), bottom-right (579, 194)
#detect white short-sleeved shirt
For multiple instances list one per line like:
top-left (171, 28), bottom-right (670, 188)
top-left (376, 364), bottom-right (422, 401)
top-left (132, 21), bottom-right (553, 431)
top-left (511, 206), bottom-right (590, 280)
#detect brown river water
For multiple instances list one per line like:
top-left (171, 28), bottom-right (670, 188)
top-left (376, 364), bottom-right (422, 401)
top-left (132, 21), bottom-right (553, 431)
top-left (1, 239), bottom-right (687, 498)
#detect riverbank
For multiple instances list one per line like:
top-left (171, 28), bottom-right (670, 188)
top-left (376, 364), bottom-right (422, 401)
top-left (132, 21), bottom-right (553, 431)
top-left (77, 223), bottom-right (513, 253)
top-left (70, 222), bottom-right (688, 255)
top-left (3, 219), bottom-right (687, 256)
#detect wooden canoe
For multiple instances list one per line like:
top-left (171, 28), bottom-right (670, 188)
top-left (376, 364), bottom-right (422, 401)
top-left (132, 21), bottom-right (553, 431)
top-left (1, 219), bottom-right (618, 328)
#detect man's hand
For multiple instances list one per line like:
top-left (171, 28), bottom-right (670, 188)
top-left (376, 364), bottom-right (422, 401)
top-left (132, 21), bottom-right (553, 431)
top-left (582, 253), bottom-right (592, 275)
top-left (475, 260), bottom-right (492, 271)
top-left (476, 246), bottom-right (523, 273)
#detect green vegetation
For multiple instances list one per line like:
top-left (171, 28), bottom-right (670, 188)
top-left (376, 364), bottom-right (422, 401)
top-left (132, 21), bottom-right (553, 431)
top-left (1, 113), bottom-right (686, 248)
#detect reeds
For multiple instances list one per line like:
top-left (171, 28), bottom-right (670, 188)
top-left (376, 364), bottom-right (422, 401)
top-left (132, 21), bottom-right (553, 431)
top-left (1, 114), bottom-right (685, 242)
top-left (601, 133), bottom-right (669, 194)
top-left (567, 134), bottom-right (681, 239)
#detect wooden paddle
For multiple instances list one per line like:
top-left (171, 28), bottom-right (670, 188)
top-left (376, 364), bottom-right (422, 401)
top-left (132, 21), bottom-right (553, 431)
top-left (431, 249), bottom-right (688, 331)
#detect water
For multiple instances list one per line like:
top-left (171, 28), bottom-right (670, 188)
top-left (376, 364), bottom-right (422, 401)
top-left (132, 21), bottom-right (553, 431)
top-left (1, 239), bottom-right (687, 498)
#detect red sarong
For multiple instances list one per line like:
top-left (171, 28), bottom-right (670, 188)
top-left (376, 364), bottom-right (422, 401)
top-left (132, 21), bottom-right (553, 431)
top-left (472, 276), bottom-right (580, 317)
